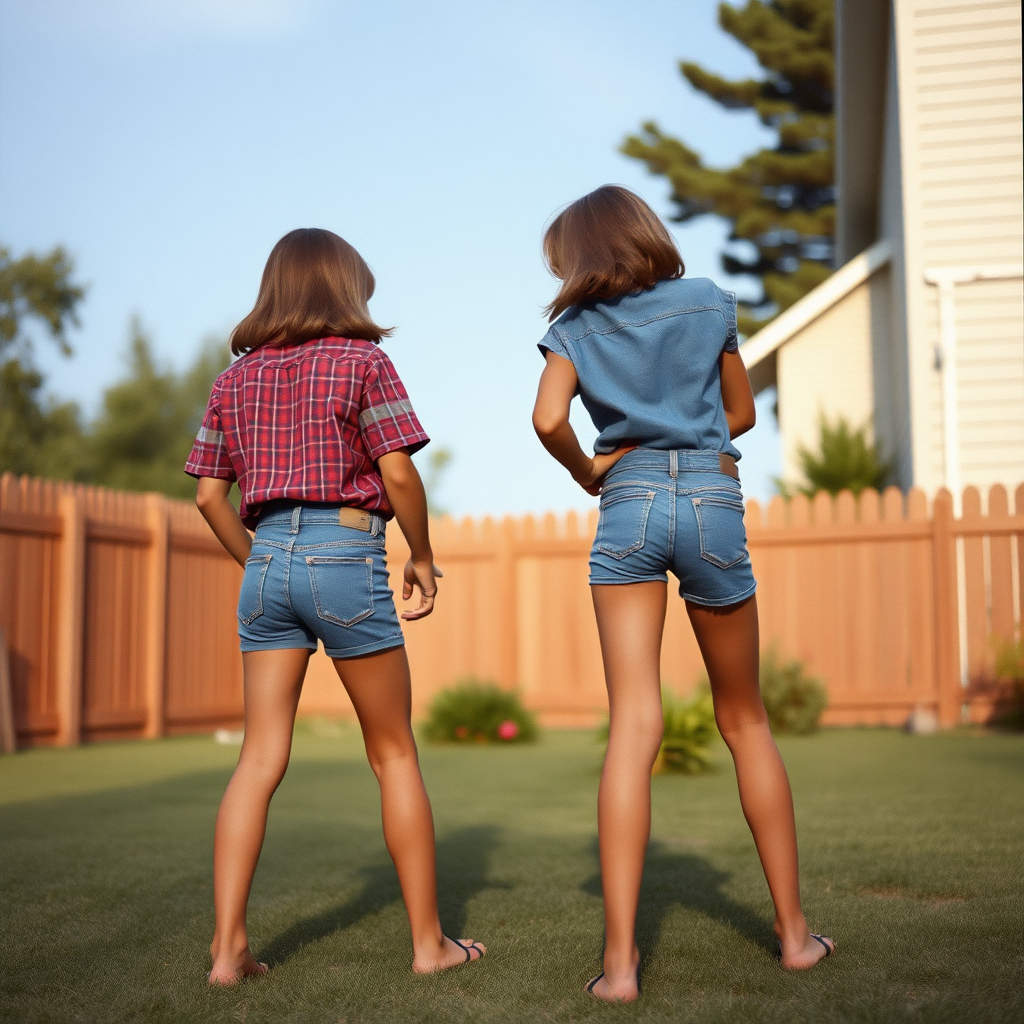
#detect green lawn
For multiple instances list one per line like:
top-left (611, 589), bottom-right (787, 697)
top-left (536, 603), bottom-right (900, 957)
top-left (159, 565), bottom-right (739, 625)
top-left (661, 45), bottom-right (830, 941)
top-left (1, 725), bottom-right (1022, 1024)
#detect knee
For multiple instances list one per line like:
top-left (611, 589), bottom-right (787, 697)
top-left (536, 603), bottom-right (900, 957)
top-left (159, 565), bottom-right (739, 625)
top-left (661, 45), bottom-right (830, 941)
top-left (608, 705), bottom-right (664, 756)
top-left (236, 748), bottom-right (290, 790)
top-left (715, 705), bottom-right (770, 747)
top-left (364, 732), bottom-right (418, 778)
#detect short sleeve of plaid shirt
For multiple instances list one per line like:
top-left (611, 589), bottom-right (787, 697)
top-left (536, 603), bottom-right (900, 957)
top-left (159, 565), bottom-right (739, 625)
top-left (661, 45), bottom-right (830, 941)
top-left (358, 350), bottom-right (429, 460)
top-left (184, 387), bottom-right (236, 481)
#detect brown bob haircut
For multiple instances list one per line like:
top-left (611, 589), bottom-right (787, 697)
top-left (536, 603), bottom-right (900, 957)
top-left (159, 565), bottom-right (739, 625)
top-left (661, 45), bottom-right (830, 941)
top-left (230, 228), bottom-right (392, 355)
top-left (543, 185), bottom-right (684, 321)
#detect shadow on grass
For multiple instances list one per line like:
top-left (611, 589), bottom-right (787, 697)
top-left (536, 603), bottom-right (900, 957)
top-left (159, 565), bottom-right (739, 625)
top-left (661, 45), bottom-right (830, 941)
top-left (581, 839), bottom-right (773, 977)
top-left (260, 825), bottom-right (504, 966)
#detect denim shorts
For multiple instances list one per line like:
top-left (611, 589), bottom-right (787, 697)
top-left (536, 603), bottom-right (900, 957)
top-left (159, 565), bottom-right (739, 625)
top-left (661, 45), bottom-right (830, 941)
top-left (237, 505), bottom-right (405, 659)
top-left (589, 449), bottom-right (757, 608)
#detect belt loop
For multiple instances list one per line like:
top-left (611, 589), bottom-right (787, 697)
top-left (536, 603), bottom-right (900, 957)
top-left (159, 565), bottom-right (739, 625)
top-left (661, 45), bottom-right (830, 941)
top-left (290, 506), bottom-right (301, 534)
top-left (669, 450), bottom-right (678, 478)
top-left (371, 515), bottom-right (380, 537)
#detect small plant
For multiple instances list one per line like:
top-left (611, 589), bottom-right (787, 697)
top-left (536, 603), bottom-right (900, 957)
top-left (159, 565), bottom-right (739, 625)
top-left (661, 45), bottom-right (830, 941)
top-left (655, 688), bottom-right (719, 774)
top-left (776, 414), bottom-right (891, 497)
top-left (760, 647), bottom-right (827, 734)
top-left (422, 679), bottom-right (538, 744)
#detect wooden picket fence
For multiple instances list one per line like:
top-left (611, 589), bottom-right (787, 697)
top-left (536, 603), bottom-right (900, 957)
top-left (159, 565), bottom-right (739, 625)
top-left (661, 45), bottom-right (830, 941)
top-left (0, 472), bottom-right (1021, 748)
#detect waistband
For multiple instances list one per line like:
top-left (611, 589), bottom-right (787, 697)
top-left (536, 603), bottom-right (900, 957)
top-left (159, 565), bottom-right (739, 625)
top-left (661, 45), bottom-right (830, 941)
top-left (255, 504), bottom-right (385, 536)
top-left (606, 448), bottom-right (740, 480)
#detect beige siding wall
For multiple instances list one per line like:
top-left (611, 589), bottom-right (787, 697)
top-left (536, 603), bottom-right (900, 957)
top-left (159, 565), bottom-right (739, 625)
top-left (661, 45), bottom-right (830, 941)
top-left (777, 272), bottom-right (887, 484)
top-left (894, 0), bottom-right (1024, 493)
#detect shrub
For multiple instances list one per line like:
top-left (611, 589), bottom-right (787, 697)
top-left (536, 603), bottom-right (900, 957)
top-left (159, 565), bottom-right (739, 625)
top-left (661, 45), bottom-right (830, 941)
top-left (655, 688), bottom-right (719, 774)
top-left (760, 647), bottom-right (827, 734)
top-left (422, 679), bottom-right (538, 744)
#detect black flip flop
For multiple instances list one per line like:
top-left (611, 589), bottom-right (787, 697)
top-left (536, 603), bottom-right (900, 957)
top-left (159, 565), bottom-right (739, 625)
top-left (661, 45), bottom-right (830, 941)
top-left (811, 934), bottom-right (834, 958)
top-left (585, 972), bottom-right (605, 996)
top-left (451, 939), bottom-right (485, 962)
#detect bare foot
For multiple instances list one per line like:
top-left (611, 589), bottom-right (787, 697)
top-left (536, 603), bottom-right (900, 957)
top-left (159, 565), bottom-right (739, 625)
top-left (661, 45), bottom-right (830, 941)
top-left (207, 948), bottom-right (269, 986)
top-left (412, 936), bottom-right (486, 974)
top-left (586, 947), bottom-right (640, 1003)
top-left (778, 930), bottom-right (835, 970)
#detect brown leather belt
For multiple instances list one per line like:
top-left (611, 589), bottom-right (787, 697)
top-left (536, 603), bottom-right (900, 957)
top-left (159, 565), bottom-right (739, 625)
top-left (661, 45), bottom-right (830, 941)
top-left (719, 454), bottom-right (740, 480)
top-left (338, 507), bottom-right (376, 531)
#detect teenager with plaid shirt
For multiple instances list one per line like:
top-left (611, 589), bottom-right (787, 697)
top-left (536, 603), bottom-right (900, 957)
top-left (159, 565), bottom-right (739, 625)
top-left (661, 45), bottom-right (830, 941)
top-left (187, 229), bottom-right (485, 985)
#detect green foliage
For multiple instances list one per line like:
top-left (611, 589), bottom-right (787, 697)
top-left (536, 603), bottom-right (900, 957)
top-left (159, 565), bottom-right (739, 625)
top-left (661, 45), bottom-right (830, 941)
top-left (420, 446), bottom-right (454, 517)
top-left (778, 414), bottom-right (891, 497)
top-left (656, 688), bottom-right (719, 774)
top-left (622, 0), bottom-right (835, 335)
top-left (760, 646), bottom-right (827, 734)
top-left (0, 243), bottom-right (230, 499)
top-left (85, 321), bottom-right (230, 498)
top-left (422, 679), bottom-right (538, 744)
top-left (0, 244), bottom-right (85, 358)
top-left (0, 358), bottom-right (88, 480)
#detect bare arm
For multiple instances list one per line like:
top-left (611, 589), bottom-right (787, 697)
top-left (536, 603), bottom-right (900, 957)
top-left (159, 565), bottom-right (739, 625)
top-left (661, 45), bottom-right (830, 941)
top-left (196, 476), bottom-right (251, 567)
top-left (377, 449), bottom-right (441, 621)
top-left (720, 349), bottom-right (757, 439)
top-left (532, 351), bottom-right (634, 495)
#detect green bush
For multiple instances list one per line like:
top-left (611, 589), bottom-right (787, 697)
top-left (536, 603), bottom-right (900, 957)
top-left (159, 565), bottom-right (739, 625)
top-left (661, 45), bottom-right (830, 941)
top-left (422, 680), bottom-right (538, 744)
top-left (760, 647), bottom-right (828, 734)
top-left (656, 688), bottom-right (719, 774)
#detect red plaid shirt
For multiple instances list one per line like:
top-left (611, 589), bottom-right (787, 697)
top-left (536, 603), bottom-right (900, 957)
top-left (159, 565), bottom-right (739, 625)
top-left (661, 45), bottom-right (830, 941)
top-left (185, 337), bottom-right (429, 528)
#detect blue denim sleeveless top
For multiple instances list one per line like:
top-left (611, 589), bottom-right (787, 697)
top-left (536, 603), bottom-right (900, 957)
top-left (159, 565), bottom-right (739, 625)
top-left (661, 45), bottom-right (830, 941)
top-left (538, 277), bottom-right (741, 460)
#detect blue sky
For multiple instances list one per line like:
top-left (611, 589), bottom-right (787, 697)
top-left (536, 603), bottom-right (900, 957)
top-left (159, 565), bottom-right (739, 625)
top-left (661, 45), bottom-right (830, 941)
top-left (0, 0), bottom-right (782, 515)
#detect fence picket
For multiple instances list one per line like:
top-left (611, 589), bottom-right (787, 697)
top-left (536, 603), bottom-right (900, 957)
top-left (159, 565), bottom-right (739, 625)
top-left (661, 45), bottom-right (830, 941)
top-left (2, 473), bottom-right (1023, 746)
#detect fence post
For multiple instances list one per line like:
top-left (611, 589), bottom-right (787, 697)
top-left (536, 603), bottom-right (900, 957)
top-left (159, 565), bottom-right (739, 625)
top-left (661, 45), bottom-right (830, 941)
top-left (143, 493), bottom-right (169, 739)
top-left (0, 627), bottom-right (15, 753)
top-left (55, 490), bottom-right (85, 747)
top-left (495, 517), bottom-right (518, 688)
top-left (932, 489), bottom-right (961, 727)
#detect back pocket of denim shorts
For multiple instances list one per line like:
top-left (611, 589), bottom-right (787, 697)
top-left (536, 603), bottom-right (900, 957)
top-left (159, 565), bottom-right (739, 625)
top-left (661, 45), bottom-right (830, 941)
top-left (690, 495), bottom-right (746, 568)
top-left (238, 553), bottom-right (272, 625)
top-left (306, 556), bottom-right (374, 627)
top-left (596, 488), bottom-right (656, 559)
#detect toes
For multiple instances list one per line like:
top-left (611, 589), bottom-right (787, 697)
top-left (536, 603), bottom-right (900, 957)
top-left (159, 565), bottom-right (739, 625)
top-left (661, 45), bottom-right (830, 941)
top-left (458, 939), bottom-right (485, 960)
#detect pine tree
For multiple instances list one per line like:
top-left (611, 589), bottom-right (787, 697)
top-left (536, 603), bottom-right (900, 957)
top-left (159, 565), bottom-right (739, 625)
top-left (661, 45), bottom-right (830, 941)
top-left (622, 0), bottom-right (835, 336)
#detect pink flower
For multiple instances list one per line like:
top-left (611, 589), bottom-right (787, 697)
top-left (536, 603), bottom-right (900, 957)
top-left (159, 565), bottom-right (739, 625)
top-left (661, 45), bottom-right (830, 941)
top-left (497, 720), bottom-right (519, 740)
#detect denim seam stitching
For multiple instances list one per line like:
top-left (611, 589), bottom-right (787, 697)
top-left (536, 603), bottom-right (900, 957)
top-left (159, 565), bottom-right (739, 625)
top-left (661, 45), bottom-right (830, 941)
top-left (306, 556), bottom-right (375, 627)
top-left (557, 304), bottom-right (726, 344)
top-left (596, 490), bottom-right (655, 559)
top-left (238, 554), bottom-right (272, 625)
top-left (691, 497), bottom-right (746, 569)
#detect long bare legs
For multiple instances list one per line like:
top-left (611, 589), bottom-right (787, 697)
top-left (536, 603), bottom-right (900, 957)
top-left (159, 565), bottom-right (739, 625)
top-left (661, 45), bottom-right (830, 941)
top-left (208, 645), bottom-right (483, 986)
top-left (210, 648), bottom-right (311, 984)
top-left (686, 596), bottom-right (832, 970)
top-left (591, 582), bottom-right (668, 1002)
top-left (589, 587), bottom-right (834, 1001)
top-left (332, 646), bottom-right (485, 973)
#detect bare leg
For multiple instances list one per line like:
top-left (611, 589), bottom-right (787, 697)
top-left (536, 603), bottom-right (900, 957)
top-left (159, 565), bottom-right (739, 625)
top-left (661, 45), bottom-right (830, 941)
top-left (333, 645), bottom-right (485, 973)
top-left (589, 582), bottom-right (667, 1002)
top-left (209, 647), bottom-right (311, 985)
top-left (686, 595), bottom-right (833, 969)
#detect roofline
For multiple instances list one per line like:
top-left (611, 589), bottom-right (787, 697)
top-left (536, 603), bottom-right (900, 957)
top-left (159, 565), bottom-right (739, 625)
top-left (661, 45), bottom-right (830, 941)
top-left (740, 237), bottom-right (893, 370)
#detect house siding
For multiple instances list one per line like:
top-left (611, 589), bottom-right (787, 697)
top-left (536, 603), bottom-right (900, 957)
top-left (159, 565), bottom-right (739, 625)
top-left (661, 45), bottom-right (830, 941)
top-left (894, 0), bottom-right (1024, 494)
top-left (776, 274), bottom-right (884, 485)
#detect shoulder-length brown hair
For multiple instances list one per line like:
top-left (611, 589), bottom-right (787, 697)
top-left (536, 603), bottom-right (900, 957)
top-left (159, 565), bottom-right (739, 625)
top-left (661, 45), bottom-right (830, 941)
top-left (230, 228), bottom-right (392, 355)
top-left (543, 185), bottom-right (684, 320)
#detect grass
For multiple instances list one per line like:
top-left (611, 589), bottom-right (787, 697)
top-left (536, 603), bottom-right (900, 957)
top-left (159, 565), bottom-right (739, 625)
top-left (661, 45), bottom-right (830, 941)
top-left (1, 725), bottom-right (1022, 1024)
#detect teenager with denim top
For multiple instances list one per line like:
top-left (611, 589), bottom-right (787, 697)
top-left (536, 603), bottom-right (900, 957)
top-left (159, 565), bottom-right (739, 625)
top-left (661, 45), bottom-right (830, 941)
top-left (187, 229), bottom-right (485, 985)
top-left (532, 186), bottom-right (834, 1003)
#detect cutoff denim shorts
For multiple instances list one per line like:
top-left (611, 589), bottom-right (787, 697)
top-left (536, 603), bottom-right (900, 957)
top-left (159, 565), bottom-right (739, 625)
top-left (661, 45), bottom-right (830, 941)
top-left (238, 505), bottom-right (405, 659)
top-left (589, 449), bottom-right (757, 608)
